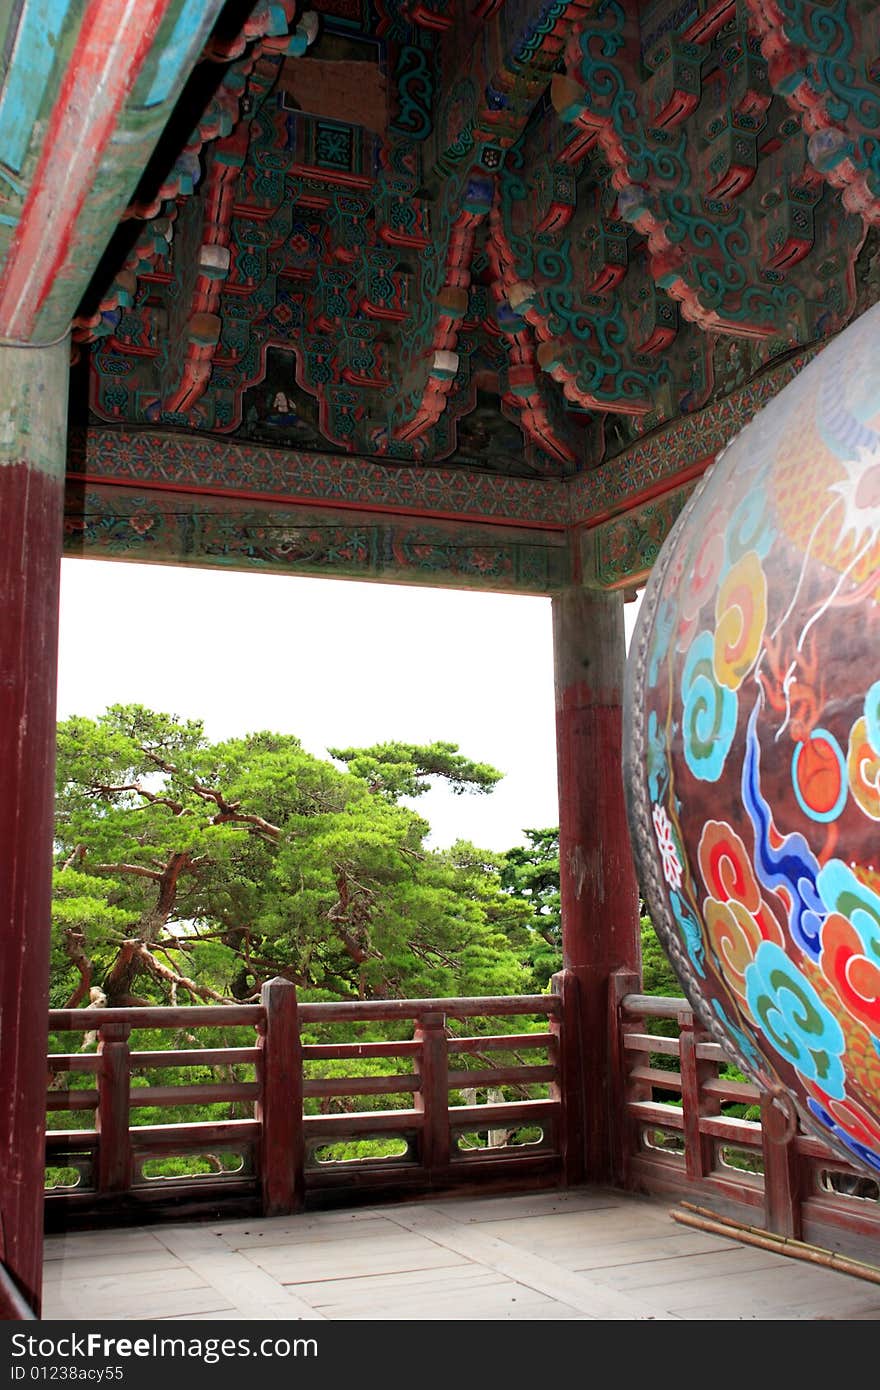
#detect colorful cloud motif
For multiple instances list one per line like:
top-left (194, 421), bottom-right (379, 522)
top-left (681, 631), bottom-right (737, 782)
top-left (745, 941), bottom-right (846, 1099)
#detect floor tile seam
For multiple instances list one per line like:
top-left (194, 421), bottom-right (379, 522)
top-left (567, 1243), bottom-right (784, 1276)
top-left (305, 1277), bottom-right (524, 1311)
top-left (42, 1258), bottom-right (183, 1281)
top-left (165, 1253), bottom-right (305, 1302)
top-left (276, 1258), bottom-right (475, 1290)
top-left (149, 1234), bottom-right (325, 1317)
top-left (446, 1203), bottom-right (624, 1227)
top-left (378, 1207), bottom-right (673, 1320)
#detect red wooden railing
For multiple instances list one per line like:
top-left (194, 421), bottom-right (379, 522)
top-left (43, 970), bottom-right (880, 1264)
top-left (45, 976), bottom-right (570, 1225)
top-left (611, 974), bottom-right (880, 1261)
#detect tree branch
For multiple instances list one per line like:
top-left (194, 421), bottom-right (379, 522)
top-left (93, 863), bottom-right (164, 882)
top-left (326, 870), bottom-right (379, 964)
top-left (102, 940), bottom-right (142, 1004)
top-left (134, 944), bottom-right (235, 1005)
top-left (191, 783), bottom-right (281, 840)
top-left (91, 782), bottom-right (187, 816)
top-left (61, 929), bottom-right (93, 1010)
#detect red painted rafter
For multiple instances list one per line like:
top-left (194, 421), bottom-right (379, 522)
top-left (394, 207), bottom-right (482, 443)
top-left (552, 21), bottom-right (775, 342)
top-left (162, 135), bottom-right (244, 417)
top-left (489, 194), bottom-right (650, 418)
top-left (486, 202), bottom-right (576, 466)
top-left (71, 4), bottom-right (309, 354)
top-left (747, 0), bottom-right (880, 226)
top-left (393, 0), bottom-right (595, 447)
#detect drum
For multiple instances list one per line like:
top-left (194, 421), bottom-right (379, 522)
top-left (625, 301), bottom-right (880, 1175)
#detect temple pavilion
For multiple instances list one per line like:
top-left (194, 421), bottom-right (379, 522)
top-left (3, 0), bottom-right (880, 1318)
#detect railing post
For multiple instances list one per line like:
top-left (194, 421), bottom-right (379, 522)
top-left (551, 969), bottom-right (585, 1186)
top-left (257, 978), bottom-right (304, 1216)
top-left (607, 969), bottom-right (642, 1188)
top-left (96, 1019), bottom-right (132, 1194)
top-left (761, 1093), bottom-right (802, 1239)
top-left (678, 1012), bottom-right (717, 1181)
top-left (414, 1010), bottom-right (449, 1180)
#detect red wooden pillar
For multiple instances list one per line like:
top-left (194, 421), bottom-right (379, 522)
top-left (0, 338), bottom-right (69, 1315)
top-left (552, 585), bottom-right (641, 1184)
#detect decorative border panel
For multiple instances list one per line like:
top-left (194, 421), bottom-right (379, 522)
top-left (70, 349), bottom-right (830, 591)
top-left (63, 484), bottom-right (571, 594)
top-left (71, 429), bottom-right (570, 528)
top-left (585, 482), bottom-right (696, 590)
top-left (570, 352), bottom-right (820, 524)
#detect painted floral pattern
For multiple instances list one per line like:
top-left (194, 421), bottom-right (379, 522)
top-left (652, 803), bottom-right (682, 891)
top-left (630, 300), bottom-right (880, 1174)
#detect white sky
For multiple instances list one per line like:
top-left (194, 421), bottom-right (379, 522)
top-left (57, 558), bottom-right (641, 851)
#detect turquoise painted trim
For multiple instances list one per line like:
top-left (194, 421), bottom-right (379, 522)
top-left (0, 165), bottom-right (26, 196)
top-left (139, 0), bottom-right (222, 108)
top-left (0, 0), bottom-right (73, 174)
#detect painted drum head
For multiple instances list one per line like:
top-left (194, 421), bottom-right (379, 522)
top-left (624, 300), bottom-right (880, 1177)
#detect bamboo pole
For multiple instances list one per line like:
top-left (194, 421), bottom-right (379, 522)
top-left (670, 1202), bottom-right (880, 1286)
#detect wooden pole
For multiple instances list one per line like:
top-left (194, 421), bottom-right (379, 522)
top-left (551, 969), bottom-right (585, 1185)
top-left (0, 338), bottom-right (69, 1316)
top-left (607, 968), bottom-right (642, 1187)
top-left (256, 978), bottom-right (303, 1215)
top-left (760, 1092), bottom-right (802, 1239)
top-left (552, 585), bottom-right (641, 1184)
top-left (0, 0), bottom-right (228, 343)
top-left (671, 1204), bottom-right (880, 1285)
top-left (96, 1020), bottom-right (133, 1193)
top-left (414, 1010), bottom-right (450, 1180)
top-left (678, 1015), bottom-right (718, 1181)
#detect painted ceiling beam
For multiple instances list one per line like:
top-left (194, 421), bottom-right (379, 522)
top-left (0, 0), bottom-right (228, 343)
top-left (390, 0), bottom-right (593, 455)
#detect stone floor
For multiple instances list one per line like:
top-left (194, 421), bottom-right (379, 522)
top-left (41, 1187), bottom-right (880, 1321)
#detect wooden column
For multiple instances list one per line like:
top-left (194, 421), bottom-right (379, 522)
top-left (552, 585), bottom-right (641, 1184)
top-left (0, 337), bottom-right (69, 1315)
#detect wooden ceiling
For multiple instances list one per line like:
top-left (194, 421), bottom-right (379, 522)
top-left (71, 1), bottom-right (880, 487)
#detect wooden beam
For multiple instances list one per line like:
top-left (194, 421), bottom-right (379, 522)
top-left (0, 0), bottom-right (227, 340)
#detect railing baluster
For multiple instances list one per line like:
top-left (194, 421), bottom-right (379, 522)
top-left (678, 1012), bottom-right (717, 1181)
top-left (608, 968), bottom-right (642, 1188)
top-left (414, 1010), bottom-right (449, 1179)
top-left (761, 1093), bottom-right (802, 1239)
top-left (96, 1019), bottom-right (132, 1194)
top-left (551, 969), bottom-right (584, 1185)
top-left (256, 978), bottom-right (303, 1216)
